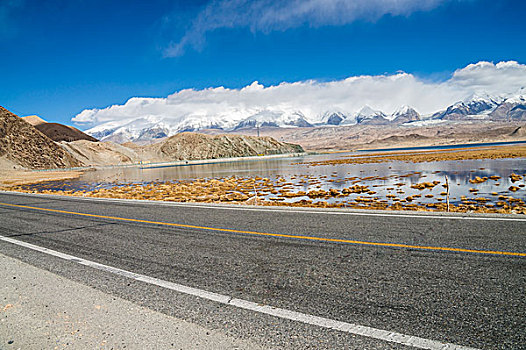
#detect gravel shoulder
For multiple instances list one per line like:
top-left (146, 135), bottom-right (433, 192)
top-left (0, 253), bottom-right (266, 350)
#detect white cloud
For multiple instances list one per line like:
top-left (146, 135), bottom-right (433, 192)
top-left (449, 61), bottom-right (526, 93)
top-left (165, 0), bottom-right (450, 57)
top-left (73, 61), bottom-right (526, 132)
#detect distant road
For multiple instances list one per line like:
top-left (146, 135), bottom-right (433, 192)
top-left (1, 191), bottom-right (525, 349)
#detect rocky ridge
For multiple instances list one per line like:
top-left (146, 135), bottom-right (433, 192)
top-left (0, 107), bottom-right (81, 169)
top-left (59, 132), bottom-right (303, 167)
top-left (23, 115), bottom-right (97, 142)
top-left (153, 132), bottom-right (303, 161)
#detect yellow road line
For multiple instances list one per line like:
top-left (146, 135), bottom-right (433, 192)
top-left (1, 201), bottom-right (525, 257)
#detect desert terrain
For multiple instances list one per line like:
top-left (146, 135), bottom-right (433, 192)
top-left (201, 121), bottom-right (526, 151)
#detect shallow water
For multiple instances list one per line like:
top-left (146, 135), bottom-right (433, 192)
top-left (30, 150), bottom-right (526, 207)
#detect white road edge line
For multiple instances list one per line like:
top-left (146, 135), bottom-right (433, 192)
top-left (0, 234), bottom-right (478, 350)
top-left (2, 190), bottom-right (526, 222)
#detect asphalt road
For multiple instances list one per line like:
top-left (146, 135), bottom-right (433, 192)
top-left (0, 191), bottom-right (525, 349)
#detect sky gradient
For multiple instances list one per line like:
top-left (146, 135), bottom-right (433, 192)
top-left (1, 0), bottom-right (525, 126)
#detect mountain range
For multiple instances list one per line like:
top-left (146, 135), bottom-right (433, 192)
top-left (0, 106), bottom-right (304, 170)
top-left (86, 90), bottom-right (526, 144)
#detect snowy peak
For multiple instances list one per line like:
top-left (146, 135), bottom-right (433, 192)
top-left (431, 90), bottom-right (526, 121)
top-left (496, 87), bottom-right (526, 104)
top-left (234, 110), bottom-right (312, 130)
top-left (465, 91), bottom-right (502, 103)
top-left (433, 93), bottom-right (499, 120)
top-left (463, 93), bottom-right (501, 114)
top-left (356, 106), bottom-right (385, 118)
top-left (321, 111), bottom-right (346, 125)
top-left (83, 90), bottom-right (526, 144)
top-left (392, 105), bottom-right (413, 116)
top-left (354, 106), bottom-right (388, 125)
top-left (502, 92), bottom-right (526, 105)
top-left (489, 90), bottom-right (526, 121)
top-left (391, 105), bottom-right (420, 123)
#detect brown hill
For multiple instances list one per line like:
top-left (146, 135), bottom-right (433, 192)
top-left (151, 132), bottom-right (304, 161)
top-left (58, 132), bottom-right (304, 166)
top-left (510, 126), bottom-right (526, 137)
top-left (34, 122), bottom-right (98, 142)
top-left (22, 115), bottom-right (97, 142)
top-left (0, 106), bottom-right (81, 169)
top-left (22, 115), bottom-right (47, 126)
top-left (61, 140), bottom-right (141, 166)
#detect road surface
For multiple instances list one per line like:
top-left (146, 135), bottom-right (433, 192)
top-left (0, 191), bottom-right (525, 349)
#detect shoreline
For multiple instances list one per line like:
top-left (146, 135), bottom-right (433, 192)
top-left (5, 170), bottom-right (525, 215)
top-left (26, 151), bottom-right (310, 172)
top-left (0, 170), bottom-right (83, 188)
top-left (0, 152), bottom-right (307, 187)
top-left (299, 145), bottom-right (526, 166)
top-left (1, 143), bottom-right (524, 216)
top-left (1, 188), bottom-right (525, 215)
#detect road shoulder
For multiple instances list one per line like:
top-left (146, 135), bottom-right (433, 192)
top-left (0, 253), bottom-right (265, 350)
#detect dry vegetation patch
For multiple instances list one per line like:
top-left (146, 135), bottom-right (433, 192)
top-left (6, 171), bottom-right (526, 215)
top-left (300, 145), bottom-right (526, 167)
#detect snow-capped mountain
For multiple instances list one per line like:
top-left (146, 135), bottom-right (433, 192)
top-left (83, 89), bottom-right (526, 143)
top-left (351, 106), bottom-right (389, 125)
top-left (86, 107), bottom-right (316, 143)
top-left (320, 111), bottom-right (346, 126)
top-left (429, 90), bottom-right (526, 122)
top-left (390, 105), bottom-right (421, 124)
top-left (432, 93), bottom-right (504, 120)
top-left (233, 110), bottom-right (312, 130)
top-left (489, 93), bottom-right (526, 121)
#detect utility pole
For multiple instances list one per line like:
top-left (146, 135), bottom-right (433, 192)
top-left (445, 175), bottom-right (450, 212)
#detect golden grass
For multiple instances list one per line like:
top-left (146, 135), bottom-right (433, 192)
top-left (3, 144), bottom-right (525, 215)
top-left (300, 145), bottom-right (526, 166)
top-left (6, 172), bottom-right (525, 215)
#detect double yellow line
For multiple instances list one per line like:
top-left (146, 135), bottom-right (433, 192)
top-left (1, 201), bottom-right (525, 257)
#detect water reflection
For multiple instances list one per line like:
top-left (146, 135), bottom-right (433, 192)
top-left (29, 152), bottom-right (526, 207)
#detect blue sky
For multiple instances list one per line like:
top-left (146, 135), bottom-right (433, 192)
top-left (1, 0), bottom-right (525, 125)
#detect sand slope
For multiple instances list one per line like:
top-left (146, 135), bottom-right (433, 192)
top-left (0, 107), bottom-right (81, 169)
top-left (22, 115), bottom-right (97, 142)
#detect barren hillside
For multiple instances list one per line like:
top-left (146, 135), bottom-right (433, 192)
top-left (201, 122), bottom-right (526, 151)
top-left (21, 115), bottom-right (46, 125)
top-left (1, 106), bottom-right (304, 170)
top-left (22, 115), bottom-right (97, 142)
top-left (0, 107), bottom-right (81, 169)
top-left (60, 140), bottom-right (141, 166)
top-left (35, 123), bottom-right (98, 142)
top-left (150, 132), bottom-right (304, 161)
top-left (60, 132), bottom-right (304, 166)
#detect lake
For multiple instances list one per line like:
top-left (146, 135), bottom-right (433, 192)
top-left (27, 144), bottom-right (526, 208)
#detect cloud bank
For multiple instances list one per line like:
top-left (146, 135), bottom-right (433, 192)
top-left (165, 0), bottom-right (451, 57)
top-left (73, 61), bottom-right (526, 131)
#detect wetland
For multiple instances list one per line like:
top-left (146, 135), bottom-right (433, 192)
top-left (4, 144), bottom-right (526, 214)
